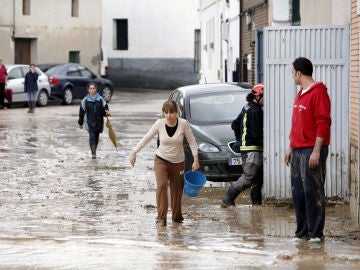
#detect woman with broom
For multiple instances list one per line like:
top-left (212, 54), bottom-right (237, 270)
top-left (78, 83), bottom-right (111, 159)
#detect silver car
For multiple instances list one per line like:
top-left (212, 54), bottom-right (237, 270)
top-left (6, 65), bottom-right (51, 106)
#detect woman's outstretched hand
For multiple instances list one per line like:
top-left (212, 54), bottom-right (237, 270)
top-left (130, 151), bottom-right (137, 167)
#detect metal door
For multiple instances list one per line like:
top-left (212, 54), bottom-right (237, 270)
top-left (263, 25), bottom-right (350, 200)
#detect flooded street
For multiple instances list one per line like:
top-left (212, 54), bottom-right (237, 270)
top-left (0, 88), bottom-right (359, 269)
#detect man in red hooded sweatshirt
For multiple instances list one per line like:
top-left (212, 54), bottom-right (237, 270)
top-left (284, 57), bottom-right (331, 244)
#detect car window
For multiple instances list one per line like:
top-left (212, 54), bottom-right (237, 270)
top-left (35, 67), bottom-right (43, 75)
top-left (66, 65), bottom-right (81, 76)
top-left (78, 66), bottom-right (93, 78)
top-left (177, 93), bottom-right (185, 118)
top-left (189, 92), bottom-right (247, 123)
top-left (43, 65), bottom-right (63, 76)
top-left (8, 67), bottom-right (23, 79)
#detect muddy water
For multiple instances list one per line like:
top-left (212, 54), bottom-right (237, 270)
top-left (0, 89), bottom-right (359, 269)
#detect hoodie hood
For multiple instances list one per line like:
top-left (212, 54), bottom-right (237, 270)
top-left (301, 82), bottom-right (328, 95)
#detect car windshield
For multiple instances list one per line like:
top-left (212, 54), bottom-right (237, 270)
top-left (189, 92), bottom-right (247, 123)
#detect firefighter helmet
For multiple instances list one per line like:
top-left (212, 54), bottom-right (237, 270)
top-left (252, 83), bottom-right (264, 96)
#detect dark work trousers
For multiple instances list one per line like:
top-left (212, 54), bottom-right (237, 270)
top-left (88, 129), bottom-right (100, 148)
top-left (0, 82), bottom-right (5, 107)
top-left (154, 156), bottom-right (185, 223)
top-left (233, 151), bottom-right (263, 203)
top-left (290, 146), bottom-right (328, 239)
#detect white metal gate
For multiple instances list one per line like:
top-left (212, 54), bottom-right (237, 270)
top-left (263, 25), bottom-right (350, 200)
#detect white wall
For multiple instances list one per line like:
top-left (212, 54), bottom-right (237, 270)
top-left (102, 0), bottom-right (199, 59)
top-left (198, 0), bottom-right (239, 83)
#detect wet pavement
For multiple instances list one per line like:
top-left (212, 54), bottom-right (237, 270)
top-left (0, 88), bottom-right (359, 269)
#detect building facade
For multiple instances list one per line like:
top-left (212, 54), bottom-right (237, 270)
top-left (0, 0), bottom-right (102, 75)
top-left (350, 0), bottom-right (360, 225)
top-left (102, 0), bottom-right (200, 89)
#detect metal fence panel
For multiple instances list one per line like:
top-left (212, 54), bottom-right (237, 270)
top-left (263, 25), bottom-right (349, 200)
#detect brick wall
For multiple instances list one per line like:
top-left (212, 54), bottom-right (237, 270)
top-left (241, 0), bottom-right (268, 84)
top-left (350, 0), bottom-right (360, 225)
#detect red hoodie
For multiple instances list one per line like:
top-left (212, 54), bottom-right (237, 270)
top-left (289, 82), bottom-right (331, 149)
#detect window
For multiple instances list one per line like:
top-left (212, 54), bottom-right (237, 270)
top-left (194, 29), bottom-right (201, 73)
top-left (23, 0), bottom-right (30, 15)
top-left (8, 67), bottom-right (23, 79)
top-left (69, 51), bottom-right (80, 63)
top-left (71, 0), bottom-right (79, 17)
top-left (78, 66), bottom-right (93, 78)
top-left (66, 65), bottom-right (81, 77)
top-left (115, 19), bottom-right (128, 50)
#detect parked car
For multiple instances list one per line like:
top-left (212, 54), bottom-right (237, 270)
top-left (37, 63), bottom-right (114, 105)
top-left (6, 64), bottom-right (51, 106)
top-left (100, 45), bottom-right (109, 78)
top-left (168, 82), bottom-right (253, 182)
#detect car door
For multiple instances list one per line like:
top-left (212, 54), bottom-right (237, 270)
top-left (65, 65), bottom-right (83, 99)
top-left (7, 66), bottom-right (26, 102)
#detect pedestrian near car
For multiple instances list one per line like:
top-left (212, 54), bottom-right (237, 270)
top-left (78, 83), bottom-right (111, 159)
top-left (284, 57), bottom-right (331, 244)
top-left (221, 83), bottom-right (264, 208)
top-left (24, 64), bottom-right (39, 113)
top-left (129, 100), bottom-right (200, 227)
top-left (0, 56), bottom-right (8, 110)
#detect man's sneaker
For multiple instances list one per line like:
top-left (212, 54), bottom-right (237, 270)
top-left (308, 237), bottom-right (323, 244)
top-left (292, 237), bottom-right (301, 243)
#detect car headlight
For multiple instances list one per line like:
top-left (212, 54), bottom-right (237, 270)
top-left (198, 142), bottom-right (220, 153)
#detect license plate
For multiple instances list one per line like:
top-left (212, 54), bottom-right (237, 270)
top-left (228, 157), bottom-right (242, 166)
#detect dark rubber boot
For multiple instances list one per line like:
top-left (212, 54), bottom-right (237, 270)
top-left (27, 102), bottom-right (32, 113)
top-left (250, 183), bottom-right (262, 205)
top-left (220, 186), bottom-right (240, 208)
top-left (30, 102), bottom-right (35, 113)
top-left (90, 145), bottom-right (96, 159)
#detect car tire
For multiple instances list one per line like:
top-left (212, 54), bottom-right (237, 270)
top-left (63, 87), bottom-right (73, 105)
top-left (101, 86), bottom-right (112, 102)
top-left (37, 90), bottom-right (49, 107)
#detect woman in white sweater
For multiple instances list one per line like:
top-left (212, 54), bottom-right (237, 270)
top-left (130, 100), bottom-right (199, 226)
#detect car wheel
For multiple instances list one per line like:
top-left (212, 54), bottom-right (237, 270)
top-left (37, 90), bottom-right (49, 107)
top-left (101, 86), bottom-right (112, 102)
top-left (63, 87), bottom-right (73, 105)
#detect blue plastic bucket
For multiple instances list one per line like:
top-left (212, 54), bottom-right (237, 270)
top-left (184, 171), bottom-right (207, 197)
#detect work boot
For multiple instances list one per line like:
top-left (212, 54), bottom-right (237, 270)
top-left (90, 145), bottom-right (96, 159)
top-left (31, 102), bottom-right (36, 113)
top-left (220, 186), bottom-right (240, 208)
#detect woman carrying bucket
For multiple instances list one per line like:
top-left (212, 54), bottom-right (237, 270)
top-left (130, 100), bottom-right (199, 227)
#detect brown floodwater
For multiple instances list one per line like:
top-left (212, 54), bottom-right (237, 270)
top-left (0, 89), bottom-right (359, 269)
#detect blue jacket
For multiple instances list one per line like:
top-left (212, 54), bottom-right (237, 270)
top-left (78, 93), bottom-right (109, 132)
top-left (24, 71), bottom-right (39, 92)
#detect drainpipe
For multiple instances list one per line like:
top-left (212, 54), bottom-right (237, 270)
top-left (12, 0), bottom-right (16, 40)
top-left (239, 0), bottom-right (243, 82)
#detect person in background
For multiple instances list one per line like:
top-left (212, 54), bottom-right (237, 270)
top-left (0, 57), bottom-right (8, 110)
top-left (130, 100), bottom-right (200, 227)
top-left (78, 83), bottom-right (111, 159)
top-left (221, 83), bottom-right (264, 208)
top-left (284, 57), bottom-right (331, 244)
top-left (24, 64), bottom-right (39, 113)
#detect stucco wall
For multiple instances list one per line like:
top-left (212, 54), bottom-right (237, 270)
top-left (0, 0), bottom-right (102, 75)
top-left (103, 0), bottom-right (199, 88)
top-left (300, 0), bottom-right (351, 25)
